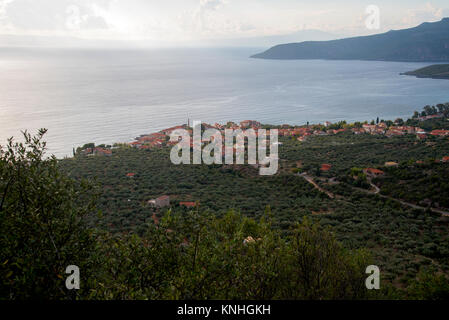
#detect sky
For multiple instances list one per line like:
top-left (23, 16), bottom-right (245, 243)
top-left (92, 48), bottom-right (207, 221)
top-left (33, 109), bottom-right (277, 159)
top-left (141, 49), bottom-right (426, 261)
top-left (0, 0), bottom-right (448, 46)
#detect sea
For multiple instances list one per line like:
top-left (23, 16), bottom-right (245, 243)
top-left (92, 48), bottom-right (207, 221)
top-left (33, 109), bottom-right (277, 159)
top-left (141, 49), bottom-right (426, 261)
top-left (0, 46), bottom-right (448, 158)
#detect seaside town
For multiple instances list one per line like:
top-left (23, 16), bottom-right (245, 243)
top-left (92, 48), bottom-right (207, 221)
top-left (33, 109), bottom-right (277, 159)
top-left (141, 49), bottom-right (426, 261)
top-left (128, 114), bottom-right (449, 150)
top-left (79, 113), bottom-right (449, 157)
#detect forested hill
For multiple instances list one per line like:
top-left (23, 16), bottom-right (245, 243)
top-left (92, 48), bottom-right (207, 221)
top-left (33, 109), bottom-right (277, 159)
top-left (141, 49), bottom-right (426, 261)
top-left (402, 64), bottom-right (449, 79)
top-left (251, 18), bottom-right (449, 62)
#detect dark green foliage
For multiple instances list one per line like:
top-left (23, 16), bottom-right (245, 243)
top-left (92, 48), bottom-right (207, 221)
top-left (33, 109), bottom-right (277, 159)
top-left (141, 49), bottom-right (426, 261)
top-left (379, 162), bottom-right (449, 208)
top-left (86, 210), bottom-right (372, 300)
top-left (0, 130), bottom-right (98, 299)
top-left (62, 147), bottom-right (327, 232)
top-left (281, 132), bottom-right (449, 175)
top-left (407, 271), bottom-right (449, 300)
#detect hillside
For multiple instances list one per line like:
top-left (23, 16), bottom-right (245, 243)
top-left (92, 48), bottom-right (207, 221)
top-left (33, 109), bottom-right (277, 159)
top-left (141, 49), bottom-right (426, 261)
top-left (402, 64), bottom-right (449, 79)
top-left (62, 135), bottom-right (449, 287)
top-left (251, 18), bottom-right (449, 62)
top-left (58, 104), bottom-right (449, 290)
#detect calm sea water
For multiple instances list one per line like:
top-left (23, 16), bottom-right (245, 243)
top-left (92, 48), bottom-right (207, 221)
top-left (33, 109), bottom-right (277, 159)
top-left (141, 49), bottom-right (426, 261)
top-left (0, 47), bottom-right (448, 158)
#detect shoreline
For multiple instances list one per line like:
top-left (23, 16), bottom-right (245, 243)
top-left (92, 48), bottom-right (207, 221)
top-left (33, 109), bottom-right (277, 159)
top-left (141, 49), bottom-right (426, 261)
top-left (73, 110), bottom-right (449, 158)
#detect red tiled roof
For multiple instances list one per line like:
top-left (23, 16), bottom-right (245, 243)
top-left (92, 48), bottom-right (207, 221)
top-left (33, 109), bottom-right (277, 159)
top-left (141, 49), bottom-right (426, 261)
top-left (430, 130), bottom-right (449, 136)
top-left (126, 173), bottom-right (136, 177)
top-left (365, 168), bottom-right (384, 175)
top-left (180, 202), bottom-right (198, 208)
top-left (161, 125), bottom-right (187, 134)
top-left (95, 148), bottom-right (112, 155)
top-left (321, 164), bottom-right (332, 171)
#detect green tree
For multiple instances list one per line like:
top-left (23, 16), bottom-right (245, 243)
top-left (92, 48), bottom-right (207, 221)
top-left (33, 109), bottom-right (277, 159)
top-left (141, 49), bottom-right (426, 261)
top-left (407, 271), bottom-right (449, 300)
top-left (284, 218), bottom-right (370, 299)
top-left (0, 129), bottom-right (98, 299)
top-left (81, 143), bottom-right (95, 149)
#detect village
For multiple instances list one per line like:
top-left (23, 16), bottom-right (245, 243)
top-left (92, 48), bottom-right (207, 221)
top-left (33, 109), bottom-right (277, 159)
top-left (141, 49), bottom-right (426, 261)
top-left (78, 116), bottom-right (449, 175)
top-left (76, 111), bottom-right (449, 156)
top-left (126, 116), bottom-right (449, 151)
top-left (75, 115), bottom-right (449, 214)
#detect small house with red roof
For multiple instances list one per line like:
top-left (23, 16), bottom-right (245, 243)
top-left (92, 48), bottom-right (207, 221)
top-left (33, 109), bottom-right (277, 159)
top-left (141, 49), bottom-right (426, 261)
top-left (240, 120), bottom-right (261, 129)
top-left (363, 168), bottom-right (385, 177)
top-left (430, 130), bottom-right (449, 137)
top-left (148, 195), bottom-right (170, 208)
top-left (180, 202), bottom-right (198, 208)
top-left (93, 147), bottom-right (112, 156)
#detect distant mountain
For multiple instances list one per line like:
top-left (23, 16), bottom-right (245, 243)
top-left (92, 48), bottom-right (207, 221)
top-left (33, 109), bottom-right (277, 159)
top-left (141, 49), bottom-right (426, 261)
top-left (251, 18), bottom-right (449, 62)
top-left (0, 34), bottom-right (142, 48)
top-left (402, 64), bottom-right (449, 79)
top-left (0, 30), bottom-right (338, 49)
top-left (206, 30), bottom-right (338, 48)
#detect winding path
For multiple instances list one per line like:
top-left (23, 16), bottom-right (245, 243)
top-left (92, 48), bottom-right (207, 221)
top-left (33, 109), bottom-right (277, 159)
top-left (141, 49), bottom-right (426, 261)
top-left (298, 172), bottom-right (449, 217)
top-left (299, 173), bottom-right (335, 199)
top-left (367, 178), bottom-right (380, 194)
top-left (358, 181), bottom-right (449, 217)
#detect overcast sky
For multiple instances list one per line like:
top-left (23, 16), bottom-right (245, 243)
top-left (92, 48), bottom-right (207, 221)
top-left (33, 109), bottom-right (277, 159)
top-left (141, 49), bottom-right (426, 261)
top-left (0, 0), bottom-right (448, 46)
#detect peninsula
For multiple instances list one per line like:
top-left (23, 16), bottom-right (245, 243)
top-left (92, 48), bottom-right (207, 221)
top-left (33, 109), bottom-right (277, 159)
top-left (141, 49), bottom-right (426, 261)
top-left (252, 18), bottom-right (449, 62)
top-left (402, 64), bottom-right (449, 80)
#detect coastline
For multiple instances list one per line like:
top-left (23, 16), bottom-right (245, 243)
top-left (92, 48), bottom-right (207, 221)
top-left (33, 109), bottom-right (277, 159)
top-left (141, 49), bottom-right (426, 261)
top-left (73, 110), bottom-right (449, 158)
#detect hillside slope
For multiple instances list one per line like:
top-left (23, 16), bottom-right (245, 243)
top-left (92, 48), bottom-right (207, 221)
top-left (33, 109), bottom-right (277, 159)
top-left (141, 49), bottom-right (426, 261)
top-left (252, 18), bottom-right (449, 62)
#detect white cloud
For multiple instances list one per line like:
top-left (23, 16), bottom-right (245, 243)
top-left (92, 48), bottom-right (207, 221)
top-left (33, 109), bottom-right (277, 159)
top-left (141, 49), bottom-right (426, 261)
top-left (0, 0), bottom-right (14, 28)
top-left (199, 0), bottom-right (226, 12)
top-left (65, 3), bottom-right (109, 31)
top-left (191, 0), bottom-right (234, 34)
top-left (402, 2), bottom-right (443, 26)
top-left (1, 0), bottom-right (111, 34)
top-left (158, 0), bottom-right (248, 41)
top-left (0, 1), bottom-right (448, 45)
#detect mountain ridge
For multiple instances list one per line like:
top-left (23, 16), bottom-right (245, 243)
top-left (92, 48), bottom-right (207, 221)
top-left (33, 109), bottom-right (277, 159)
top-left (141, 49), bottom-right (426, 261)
top-left (251, 18), bottom-right (449, 62)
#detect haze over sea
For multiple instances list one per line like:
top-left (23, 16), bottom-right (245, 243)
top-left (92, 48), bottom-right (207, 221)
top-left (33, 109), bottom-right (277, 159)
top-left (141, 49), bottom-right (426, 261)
top-left (1, 47), bottom-right (448, 158)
